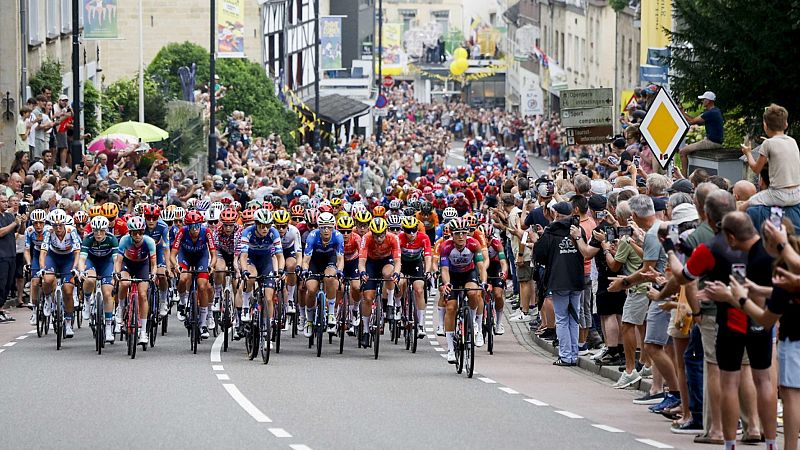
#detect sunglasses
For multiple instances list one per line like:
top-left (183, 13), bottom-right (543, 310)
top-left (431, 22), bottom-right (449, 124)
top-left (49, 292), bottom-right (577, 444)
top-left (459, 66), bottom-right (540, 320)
top-left (208, 220), bottom-right (219, 226)
top-left (145, 216), bottom-right (158, 221)
top-left (130, 230), bottom-right (144, 236)
top-left (453, 231), bottom-right (468, 236)
top-left (320, 226), bottom-right (333, 231)
top-left (276, 224), bottom-right (288, 229)
top-left (256, 223), bottom-right (270, 228)
top-left (340, 230), bottom-right (351, 235)
top-left (188, 224), bottom-right (202, 230)
top-left (403, 228), bottom-right (417, 234)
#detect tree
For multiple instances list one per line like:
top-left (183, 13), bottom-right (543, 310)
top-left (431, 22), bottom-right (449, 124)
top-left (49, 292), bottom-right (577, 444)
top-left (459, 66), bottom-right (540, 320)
top-left (83, 83), bottom-right (100, 138)
top-left (146, 42), bottom-right (209, 100)
top-left (669, 0), bottom-right (800, 134)
top-left (164, 101), bottom-right (205, 164)
top-left (100, 76), bottom-right (167, 130)
top-left (29, 59), bottom-right (64, 98)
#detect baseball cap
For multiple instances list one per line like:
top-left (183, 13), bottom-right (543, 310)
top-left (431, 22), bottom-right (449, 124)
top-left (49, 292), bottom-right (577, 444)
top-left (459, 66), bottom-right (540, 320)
top-left (588, 194), bottom-right (608, 212)
top-left (668, 179), bottom-right (695, 194)
top-left (590, 180), bottom-right (609, 196)
top-left (652, 197), bottom-right (668, 212)
top-left (670, 203), bottom-right (699, 225)
top-left (58, 94), bottom-right (69, 101)
top-left (697, 91), bottom-right (716, 101)
top-left (552, 201), bottom-right (573, 216)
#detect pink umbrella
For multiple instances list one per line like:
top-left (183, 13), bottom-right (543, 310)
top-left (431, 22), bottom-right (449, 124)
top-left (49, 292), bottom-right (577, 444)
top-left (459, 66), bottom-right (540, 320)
top-left (87, 134), bottom-right (137, 152)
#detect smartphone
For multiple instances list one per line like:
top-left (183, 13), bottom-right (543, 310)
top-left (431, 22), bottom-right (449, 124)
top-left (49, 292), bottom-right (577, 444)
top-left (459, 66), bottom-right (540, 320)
top-left (633, 156), bottom-right (641, 168)
top-left (570, 215), bottom-right (580, 227)
top-left (617, 226), bottom-right (633, 238)
top-left (731, 263), bottom-right (747, 283)
top-left (770, 206), bottom-right (783, 228)
top-left (604, 226), bottom-right (617, 242)
top-left (668, 224), bottom-right (680, 244)
top-left (23, 184), bottom-right (32, 196)
top-left (596, 210), bottom-right (607, 220)
top-left (562, 168), bottom-right (568, 180)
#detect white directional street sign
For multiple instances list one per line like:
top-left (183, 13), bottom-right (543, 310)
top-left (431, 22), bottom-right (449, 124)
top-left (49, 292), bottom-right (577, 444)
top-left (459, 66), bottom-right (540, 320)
top-left (561, 88), bottom-right (614, 109)
top-left (560, 107), bottom-right (614, 128)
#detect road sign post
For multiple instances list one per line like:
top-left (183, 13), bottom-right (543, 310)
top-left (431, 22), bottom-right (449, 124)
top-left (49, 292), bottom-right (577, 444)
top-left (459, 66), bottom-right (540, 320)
top-left (638, 88), bottom-right (689, 170)
top-left (561, 88), bottom-right (614, 109)
top-left (561, 107), bottom-right (614, 128)
top-left (561, 88), bottom-right (615, 146)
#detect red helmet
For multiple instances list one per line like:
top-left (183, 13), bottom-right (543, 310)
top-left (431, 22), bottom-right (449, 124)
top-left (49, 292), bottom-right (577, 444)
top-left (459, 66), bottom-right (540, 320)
top-left (478, 175), bottom-right (487, 183)
top-left (184, 210), bottom-right (204, 225)
top-left (241, 209), bottom-right (255, 222)
top-left (423, 186), bottom-right (432, 194)
top-left (142, 204), bottom-right (160, 218)
top-left (318, 204), bottom-right (333, 214)
top-left (113, 217), bottom-right (128, 236)
top-left (220, 197), bottom-right (232, 205)
top-left (290, 204), bottom-right (304, 218)
top-left (427, 168), bottom-right (434, 175)
top-left (220, 208), bottom-right (238, 224)
top-left (264, 202), bottom-right (274, 211)
top-left (397, 175), bottom-right (406, 183)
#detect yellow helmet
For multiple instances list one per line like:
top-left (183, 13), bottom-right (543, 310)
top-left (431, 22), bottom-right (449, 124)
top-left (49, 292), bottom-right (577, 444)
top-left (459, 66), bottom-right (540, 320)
top-left (401, 216), bottom-right (419, 230)
top-left (88, 205), bottom-right (103, 218)
top-left (354, 210), bottom-right (372, 224)
top-left (272, 209), bottom-right (291, 225)
top-left (330, 197), bottom-right (343, 207)
top-left (337, 215), bottom-right (354, 230)
top-left (369, 217), bottom-right (388, 234)
top-left (101, 202), bottom-right (119, 220)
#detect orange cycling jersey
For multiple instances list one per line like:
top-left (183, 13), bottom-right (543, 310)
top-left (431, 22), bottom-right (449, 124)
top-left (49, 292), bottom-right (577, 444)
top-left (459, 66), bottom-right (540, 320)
top-left (344, 232), bottom-right (362, 261)
top-left (471, 229), bottom-right (488, 249)
top-left (358, 232), bottom-right (401, 261)
top-left (416, 212), bottom-right (439, 231)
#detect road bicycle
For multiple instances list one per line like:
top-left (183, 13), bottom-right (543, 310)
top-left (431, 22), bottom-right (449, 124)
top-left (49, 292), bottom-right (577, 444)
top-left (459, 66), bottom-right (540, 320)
top-left (271, 278), bottom-right (286, 355)
top-left (337, 277), bottom-right (358, 354)
top-left (180, 269), bottom-right (204, 355)
top-left (450, 287), bottom-right (484, 378)
top-left (304, 273), bottom-right (338, 358)
top-left (402, 275), bottom-right (427, 354)
top-left (34, 271), bottom-right (50, 338)
top-left (483, 276), bottom-right (505, 355)
top-left (244, 273), bottom-right (280, 364)
top-left (146, 279), bottom-right (159, 348)
top-left (83, 275), bottom-right (107, 355)
top-left (214, 269), bottom-right (238, 353)
top-left (359, 277), bottom-right (391, 360)
top-left (41, 271), bottom-right (69, 351)
top-left (117, 277), bottom-right (151, 359)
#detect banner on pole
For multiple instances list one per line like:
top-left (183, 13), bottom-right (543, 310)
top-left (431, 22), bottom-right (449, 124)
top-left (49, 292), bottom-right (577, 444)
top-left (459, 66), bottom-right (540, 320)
top-left (382, 23), bottom-right (403, 66)
top-left (321, 17), bottom-right (344, 70)
top-left (217, 0), bottom-right (245, 58)
top-left (83, 0), bottom-right (119, 40)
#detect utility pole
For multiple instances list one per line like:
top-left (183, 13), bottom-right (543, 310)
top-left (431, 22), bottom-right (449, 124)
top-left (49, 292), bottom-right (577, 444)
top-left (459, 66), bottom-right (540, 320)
top-left (70, 0), bottom-right (82, 167)
top-left (208, 0), bottom-right (217, 174)
top-left (313, 0), bottom-right (320, 150)
top-left (138, 0), bottom-right (144, 122)
top-left (376, 0), bottom-right (383, 145)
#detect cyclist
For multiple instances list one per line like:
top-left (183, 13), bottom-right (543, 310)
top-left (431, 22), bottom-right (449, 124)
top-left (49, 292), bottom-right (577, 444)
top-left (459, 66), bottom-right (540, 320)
top-left (78, 216), bottom-right (118, 343)
top-left (436, 207), bottom-right (458, 241)
top-left (397, 216), bottom-right (432, 338)
top-left (39, 209), bottom-right (81, 338)
top-left (432, 222), bottom-right (451, 336)
top-left (142, 204), bottom-right (171, 318)
top-left (170, 210), bottom-right (217, 339)
top-left (357, 217), bottom-right (401, 347)
top-left (353, 210), bottom-right (372, 237)
top-left (273, 209), bottom-right (301, 315)
top-left (482, 222), bottom-right (508, 335)
top-left (23, 209), bottom-right (48, 326)
top-left (73, 210), bottom-right (89, 239)
top-left (416, 201), bottom-right (439, 244)
top-left (299, 211), bottom-right (344, 337)
top-left (238, 209), bottom-right (284, 330)
top-left (338, 215), bottom-right (362, 333)
top-left (212, 207), bottom-right (243, 337)
top-left (387, 214), bottom-right (403, 234)
top-left (438, 218), bottom-right (488, 362)
top-left (115, 216), bottom-right (157, 345)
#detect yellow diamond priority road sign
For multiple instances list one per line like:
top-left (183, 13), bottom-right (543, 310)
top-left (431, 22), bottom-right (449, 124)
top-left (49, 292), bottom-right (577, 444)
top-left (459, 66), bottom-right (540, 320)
top-left (639, 88), bottom-right (689, 170)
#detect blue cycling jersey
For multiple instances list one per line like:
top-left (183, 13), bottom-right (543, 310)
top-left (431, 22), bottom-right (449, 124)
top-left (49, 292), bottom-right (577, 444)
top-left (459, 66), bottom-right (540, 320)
top-left (144, 219), bottom-right (170, 250)
top-left (303, 229), bottom-right (345, 258)
top-left (239, 225), bottom-right (281, 257)
top-left (117, 234), bottom-right (157, 263)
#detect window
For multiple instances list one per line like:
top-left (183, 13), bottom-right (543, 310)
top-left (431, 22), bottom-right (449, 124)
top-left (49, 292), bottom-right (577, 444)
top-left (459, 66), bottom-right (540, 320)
top-left (46, 0), bottom-right (59, 38)
top-left (399, 9), bottom-right (416, 33)
top-left (61, 0), bottom-right (71, 33)
top-left (28, 0), bottom-right (42, 44)
top-left (432, 10), bottom-right (448, 35)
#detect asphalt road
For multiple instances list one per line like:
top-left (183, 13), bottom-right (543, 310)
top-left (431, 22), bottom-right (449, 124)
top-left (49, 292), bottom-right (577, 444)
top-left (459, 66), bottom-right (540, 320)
top-left (0, 145), bottom-right (704, 449)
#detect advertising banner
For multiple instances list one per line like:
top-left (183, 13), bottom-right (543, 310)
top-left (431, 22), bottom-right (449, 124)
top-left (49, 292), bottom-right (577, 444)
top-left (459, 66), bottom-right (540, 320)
top-left (218, 0), bottom-right (245, 58)
top-left (83, 0), bottom-right (119, 39)
top-left (321, 16), bottom-right (343, 70)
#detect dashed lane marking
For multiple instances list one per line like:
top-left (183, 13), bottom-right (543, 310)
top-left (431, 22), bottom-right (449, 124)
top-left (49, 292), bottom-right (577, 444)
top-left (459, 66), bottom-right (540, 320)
top-left (268, 428), bottom-right (292, 438)
top-left (210, 333), bottom-right (223, 362)
top-left (591, 424), bottom-right (624, 433)
top-left (290, 445), bottom-right (312, 450)
top-left (478, 377), bottom-right (497, 384)
top-left (212, 365), bottom-right (224, 371)
top-left (498, 387), bottom-right (518, 394)
top-left (433, 347), bottom-right (445, 352)
top-left (16, 335), bottom-right (28, 340)
top-left (216, 374), bottom-right (230, 380)
top-left (635, 439), bottom-right (673, 448)
top-left (222, 383), bottom-right (272, 423)
top-left (523, 398), bottom-right (549, 406)
top-left (554, 410), bottom-right (583, 419)
top-left (3, 342), bottom-right (17, 347)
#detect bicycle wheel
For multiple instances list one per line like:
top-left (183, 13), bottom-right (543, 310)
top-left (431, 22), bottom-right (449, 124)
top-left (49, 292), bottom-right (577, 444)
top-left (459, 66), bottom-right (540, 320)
top-left (222, 289), bottom-right (232, 353)
top-left (149, 288), bottom-right (158, 348)
top-left (261, 304), bottom-right (271, 364)
top-left (129, 291), bottom-right (139, 359)
top-left (36, 293), bottom-right (45, 337)
top-left (96, 292), bottom-right (104, 354)
top-left (455, 307), bottom-right (464, 374)
top-left (338, 292), bottom-right (348, 354)
top-left (54, 291), bottom-right (63, 351)
top-left (315, 299), bottom-right (323, 357)
top-left (411, 292), bottom-right (419, 354)
top-left (189, 291), bottom-right (199, 355)
top-left (274, 294), bottom-right (283, 354)
top-left (465, 308), bottom-right (475, 378)
top-left (373, 313), bottom-right (381, 360)
top-left (485, 301), bottom-right (494, 355)
top-left (373, 292), bottom-right (382, 360)
top-left (248, 309), bottom-right (260, 361)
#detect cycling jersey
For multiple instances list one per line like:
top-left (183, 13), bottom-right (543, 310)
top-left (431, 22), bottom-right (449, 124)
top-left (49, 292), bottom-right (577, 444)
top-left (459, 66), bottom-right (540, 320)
top-left (279, 224), bottom-right (302, 254)
top-left (438, 237), bottom-right (483, 273)
top-left (24, 226), bottom-right (47, 254)
top-left (171, 225), bottom-right (217, 256)
top-left (343, 232), bottom-right (362, 261)
top-left (41, 226), bottom-right (81, 255)
top-left (117, 234), bottom-right (157, 263)
top-left (487, 236), bottom-right (506, 262)
top-left (415, 212), bottom-right (439, 231)
top-left (240, 225), bottom-right (281, 257)
top-left (358, 232), bottom-right (401, 261)
top-left (303, 229), bottom-right (345, 259)
top-left (213, 224), bottom-right (242, 256)
top-left (471, 229), bottom-right (488, 249)
top-left (398, 232), bottom-right (432, 263)
top-left (144, 219), bottom-right (170, 249)
top-left (80, 234), bottom-right (119, 259)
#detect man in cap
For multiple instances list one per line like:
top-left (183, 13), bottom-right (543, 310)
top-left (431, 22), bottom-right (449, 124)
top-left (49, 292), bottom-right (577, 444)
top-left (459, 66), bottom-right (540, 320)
top-left (679, 91), bottom-right (724, 173)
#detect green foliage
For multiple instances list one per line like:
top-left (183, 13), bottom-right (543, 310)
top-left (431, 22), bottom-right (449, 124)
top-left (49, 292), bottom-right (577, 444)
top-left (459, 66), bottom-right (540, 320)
top-left (163, 101), bottom-right (205, 164)
top-left (668, 0), bottom-right (800, 134)
top-left (146, 42), bottom-right (209, 100)
top-left (609, 0), bottom-right (629, 12)
top-left (29, 59), bottom-right (64, 98)
top-left (100, 76), bottom-right (167, 130)
top-left (83, 83), bottom-right (100, 138)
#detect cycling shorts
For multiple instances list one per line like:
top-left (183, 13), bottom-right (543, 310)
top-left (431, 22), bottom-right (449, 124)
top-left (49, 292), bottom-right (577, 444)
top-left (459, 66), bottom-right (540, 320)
top-left (178, 251), bottom-right (210, 280)
top-left (217, 249), bottom-right (235, 270)
top-left (283, 247), bottom-right (299, 260)
top-left (487, 262), bottom-right (504, 289)
top-left (121, 258), bottom-right (151, 281)
top-left (344, 259), bottom-right (359, 279)
top-left (449, 269), bottom-right (480, 291)
top-left (156, 246), bottom-right (167, 268)
top-left (44, 253), bottom-right (75, 284)
top-left (400, 259), bottom-right (424, 279)
top-left (85, 256), bottom-right (114, 285)
top-left (246, 253), bottom-right (276, 289)
top-left (363, 257), bottom-right (394, 291)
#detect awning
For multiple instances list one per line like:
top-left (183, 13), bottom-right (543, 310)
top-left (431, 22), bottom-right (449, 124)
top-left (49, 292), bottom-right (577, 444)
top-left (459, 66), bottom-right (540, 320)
top-left (302, 93), bottom-right (371, 125)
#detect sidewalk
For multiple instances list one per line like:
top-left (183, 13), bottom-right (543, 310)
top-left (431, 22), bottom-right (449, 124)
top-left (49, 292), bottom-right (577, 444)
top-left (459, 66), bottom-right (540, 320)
top-left (0, 307), bottom-right (36, 351)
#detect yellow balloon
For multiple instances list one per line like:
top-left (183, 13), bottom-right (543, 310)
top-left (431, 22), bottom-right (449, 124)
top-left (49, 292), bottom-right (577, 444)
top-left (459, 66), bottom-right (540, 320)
top-left (453, 47), bottom-right (468, 60)
top-left (450, 59), bottom-right (466, 76)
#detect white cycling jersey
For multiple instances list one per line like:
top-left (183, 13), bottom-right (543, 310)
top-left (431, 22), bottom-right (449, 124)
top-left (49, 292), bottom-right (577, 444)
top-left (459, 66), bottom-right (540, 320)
top-left (41, 225), bottom-right (81, 255)
top-left (280, 224), bottom-right (302, 254)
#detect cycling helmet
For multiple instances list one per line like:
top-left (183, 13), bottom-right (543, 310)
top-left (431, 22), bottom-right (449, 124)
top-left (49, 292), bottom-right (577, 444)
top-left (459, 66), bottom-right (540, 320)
top-left (264, 202), bottom-right (275, 211)
top-left (246, 199), bottom-right (262, 210)
top-left (443, 223), bottom-right (452, 237)
top-left (142, 204), bottom-right (160, 218)
top-left (272, 209), bottom-right (290, 224)
top-left (337, 216), bottom-right (354, 230)
top-left (195, 200), bottom-right (211, 212)
top-left (304, 208), bottom-right (319, 225)
top-left (210, 201), bottom-right (224, 212)
top-left (101, 202), bottom-right (119, 219)
top-left (30, 209), bottom-right (47, 222)
top-left (342, 202), bottom-right (352, 214)
top-left (160, 208), bottom-right (176, 222)
top-left (401, 207), bottom-right (415, 217)
top-left (231, 201), bottom-right (241, 211)
top-left (420, 202), bottom-right (433, 214)
top-left (442, 207), bottom-right (458, 220)
top-left (480, 223), bottom-right (494, 237)
top-left (318, 204), bottom-right (333, 214)
top-left (90, 216), bottom-right (109, 232)
top-left (330, 197), bottom-right (343, 207)
top-left (466, 215), bottom-right (478, 230)
top-left (372, 205), bottom-right (386, 218)
top-left (173, 207), bottom-right (186, 221)
top-left (186, 198), bottom-right (198, 209)
top-left (434, 190), bottom-right (445, 199)
top-left (389, 199), bottom-right (402, 210)
top-left (437, 176), bottom-right (448, 184)
top-left (253, 209), bottom-right (273, 225)
top-left (397, 175), bottom-right (406, 183)
top-left (220, 208), bottom-right (238, 224)
top-left (113, 217), bottom-right (128, 236)
top-left (220, 197), bottom-right (232, 205)
top-left (298, 195), bottom-right (310, 206)
top-left (308, 197), bottom-right (320, 209)
top-left (369, 217), bottom-right (388, 234)
top-left (290, 205), bottom-right (304, 218)
top-left (271, 196), bottom-right (284, 208)
top-left (352, 203), bottom-right (367, 214)
top-left (127, 216), bottom-right (146, 232)
top-left (450, 218), bottom-right (468, 233)
top-left (318, 212), bottom-right (336, 227)
top-left (385, 186), bottom-right (393, 195)
top-left (88, 205), bottom-right (103, 218)
top-left (401, 216), bottom-right (419, 230)
top-left (354, 210), bottom-right (372, 224)
top-left (64, 215), bottom-right (74, 227)
top-left (332, 188), bottom-right (344, 197)
top-left (132, 203), bottom-right (145, 216)
top-left (241, 209), bottom-right (255, 223)
top-left (488, 179), bottom-right (497, 186)
top-left (386, 214), bottom-right (402, 229)
top-left (205, 208), bottom-right (222, 222)
top-left (184, 211), bottom-right (204, 225)
top-left (293, 189), bottom-right (303, 198)
top-left (48, 209), bottom-right (68, 225)
top-left (73, 210), bottom-right (89, 225)
top-left (407, 198), bottom-right (419, 210)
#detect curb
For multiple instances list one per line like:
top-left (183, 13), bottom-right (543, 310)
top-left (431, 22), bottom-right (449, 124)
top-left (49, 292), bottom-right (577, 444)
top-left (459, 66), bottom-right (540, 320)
top-left (504, 305), bottom-right (653, 393)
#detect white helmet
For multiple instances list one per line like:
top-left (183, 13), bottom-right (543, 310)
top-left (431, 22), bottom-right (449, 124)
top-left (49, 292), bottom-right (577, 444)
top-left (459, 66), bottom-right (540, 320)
top-left (160, 209), bottom-right (176, 222)
top-left (64, 215), bottom-right (75, 227)
top-left (30, 209), bottom-right (47, 222)
top-left (90, 216), bottom-right (110, 232)
top-left (318, 212), bottom-right (336, 227)
top-left (442, 207), bottom-right (458, 220)
top-left (205, 208), bottom-right (222, 222)
top-left (47, 209), bottom-right (68, 225)
top-left (210, 201), bottom-right (224, 212)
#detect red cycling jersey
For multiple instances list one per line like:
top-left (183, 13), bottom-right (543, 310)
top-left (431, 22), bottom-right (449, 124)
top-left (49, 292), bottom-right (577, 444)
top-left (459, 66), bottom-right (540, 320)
top-left (358, 232), bottom-right (401, 261)
top-left (343, 232), bottom-right (362, 261)
top-left (398, 231), bottom-right (432, 263)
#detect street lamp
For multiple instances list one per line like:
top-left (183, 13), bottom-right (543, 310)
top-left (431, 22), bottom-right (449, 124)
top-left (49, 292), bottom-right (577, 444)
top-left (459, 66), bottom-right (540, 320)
top-left (70, 0), bottom-right (82, 167)
top-left (208, 0), bottom-right (217, 174)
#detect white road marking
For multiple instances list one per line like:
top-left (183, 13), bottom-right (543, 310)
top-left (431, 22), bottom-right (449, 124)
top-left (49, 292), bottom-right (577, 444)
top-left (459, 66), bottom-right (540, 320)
top-left (523, 398), bottom-right (548, 406)
top-left (16, 335), bottom-right (28, 340)
top-left (424, 320), bottom-right (434, 325)
top-left (212, 365), bottom-right (224, 371)
top-left (268, 428), bottom-right (292, 438)
top-left (222, 384), bottom-right (272, 422)
top-left (426, 334), bottom-right (437, 339)
top-left (216, 374), bottom-right (230, 380)
top-left (478, 377), bottom-right (496, 384)
top-left (591, 424), bottom-right (624, 433)
top-left (290, 445), bottom-right (312, 450)
top-left (429, 340), bottom-right (438, 346)
top-left (441, 354), bottom-right (449, 359)
top-left (554, 410), bottom-right (583, 419)
top-left (498, 387), bottom-right (518, 394)
top-left (3, 342), bottom-right (17, 347)
top-left (635, 439), bottom-right (673, 448)
top-left (210, 334), bottom-right (223, 362)
top-left (0, 349), bottom-right (5, 354)
top-left (433, 347), bottom-right (445, 352)
top-left (27, 330), bottom-right (37, 334)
